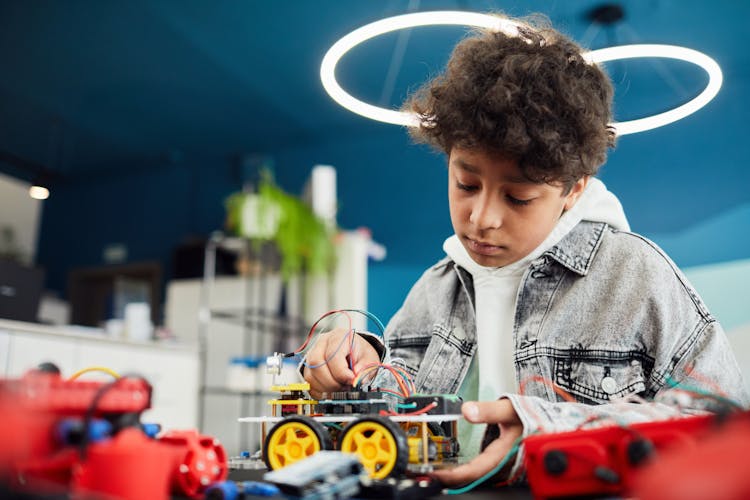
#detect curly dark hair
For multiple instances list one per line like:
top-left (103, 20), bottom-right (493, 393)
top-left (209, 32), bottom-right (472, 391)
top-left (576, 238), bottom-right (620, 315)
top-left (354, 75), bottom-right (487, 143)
top-left (406, 15), bottom-right (616, 188)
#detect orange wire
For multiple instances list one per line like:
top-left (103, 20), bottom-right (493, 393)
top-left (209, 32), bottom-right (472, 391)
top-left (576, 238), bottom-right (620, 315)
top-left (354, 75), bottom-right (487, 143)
top-left (382, 365), bottom-right (410, 397)
top-left (352, 364), bottom-right (382, 391)
top-left (353, 362), bottom-right (411, 397)
top-left (684, 363), bottom-right (729, 397)
top-left (519, 375), bottom-right (577, 403)
top-left (379, 388), bottom-right (409, 399)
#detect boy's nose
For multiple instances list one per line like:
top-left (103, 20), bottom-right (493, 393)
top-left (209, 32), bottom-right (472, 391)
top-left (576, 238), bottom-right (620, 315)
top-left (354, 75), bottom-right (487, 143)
top-left (469, 195), bottom-right (502, 229)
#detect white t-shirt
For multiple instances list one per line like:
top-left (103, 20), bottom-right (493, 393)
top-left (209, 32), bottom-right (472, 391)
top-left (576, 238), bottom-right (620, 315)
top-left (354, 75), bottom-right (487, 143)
top-left (443, 178), bottom-right (630, 456)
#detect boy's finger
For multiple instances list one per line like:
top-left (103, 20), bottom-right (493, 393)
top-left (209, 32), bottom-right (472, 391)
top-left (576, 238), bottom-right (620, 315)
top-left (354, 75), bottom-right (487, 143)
top-left (325, 349), bottom-right (356, 386)
top-left (303, 365), bottom-right (335, 394)
top-left (351, 340), bottom-right (380, 371)
top-left (462, 399), bottom-right (519, 424)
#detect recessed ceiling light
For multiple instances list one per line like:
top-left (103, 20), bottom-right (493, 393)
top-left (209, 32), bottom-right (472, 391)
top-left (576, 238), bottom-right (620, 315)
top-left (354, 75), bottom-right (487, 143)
top-left (29, 185), bottom-right (50, 200)
top-left (320, 11), bottom-right (723, 136)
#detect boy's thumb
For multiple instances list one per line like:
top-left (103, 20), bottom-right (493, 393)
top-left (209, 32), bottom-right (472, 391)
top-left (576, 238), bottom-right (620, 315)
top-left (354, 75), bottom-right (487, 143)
top-left (462, 402), bottom-right (481, 422)
top-left (462, 399), bottom-right (517, 424)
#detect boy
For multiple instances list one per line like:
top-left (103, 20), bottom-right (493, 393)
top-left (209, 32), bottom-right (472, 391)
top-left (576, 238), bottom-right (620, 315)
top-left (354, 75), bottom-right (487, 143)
top-left (303, 14), bottom-right (748, 485)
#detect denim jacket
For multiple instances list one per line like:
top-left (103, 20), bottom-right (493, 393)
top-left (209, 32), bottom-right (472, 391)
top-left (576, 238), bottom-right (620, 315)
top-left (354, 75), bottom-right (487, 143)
top-left (372, 221), bottom-right (748, 438)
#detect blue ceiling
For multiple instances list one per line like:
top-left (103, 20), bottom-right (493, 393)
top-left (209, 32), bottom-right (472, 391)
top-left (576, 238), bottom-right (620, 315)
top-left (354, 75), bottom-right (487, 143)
top-left (2, 0), bottom-right (747, 175)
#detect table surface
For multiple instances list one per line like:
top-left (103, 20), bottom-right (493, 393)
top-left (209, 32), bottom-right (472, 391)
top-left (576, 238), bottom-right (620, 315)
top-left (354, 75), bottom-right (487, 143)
top-left (228, 467), bottom-right (533, 500)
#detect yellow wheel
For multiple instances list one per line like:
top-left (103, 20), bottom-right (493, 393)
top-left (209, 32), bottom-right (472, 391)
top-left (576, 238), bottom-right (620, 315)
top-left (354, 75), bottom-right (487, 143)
top-left (339, 416), bottom-right (408, 479)
top-left (263, 416), bottom-right (332, 470)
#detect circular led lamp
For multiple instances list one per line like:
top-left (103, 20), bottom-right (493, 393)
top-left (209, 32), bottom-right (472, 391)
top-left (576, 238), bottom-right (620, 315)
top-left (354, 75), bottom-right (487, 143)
top-left (320, 11), bottom-right (723, 136)
top-left (583, 44), bottom-right (723, 135)
top-left (320, 11), bottom-right (524, 127)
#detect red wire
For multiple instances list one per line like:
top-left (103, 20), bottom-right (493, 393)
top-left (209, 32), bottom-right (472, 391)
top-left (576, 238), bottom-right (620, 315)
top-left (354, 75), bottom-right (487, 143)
top-left (493, 464), bottom-right (525, 488)
top-left (684, 363), bottom-right (729, 397)
top-left (294, 309), bottom-right (353, 354)
top-left (353, 362), bottom-right (411, 398)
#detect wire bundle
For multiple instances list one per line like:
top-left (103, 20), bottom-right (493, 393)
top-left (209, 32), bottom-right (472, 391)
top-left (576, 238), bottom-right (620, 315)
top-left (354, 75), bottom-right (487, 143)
top-left (294, 309), bottom-right (418, 398)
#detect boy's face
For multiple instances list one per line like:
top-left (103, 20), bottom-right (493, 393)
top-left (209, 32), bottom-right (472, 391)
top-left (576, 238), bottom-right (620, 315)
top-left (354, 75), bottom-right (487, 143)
top-left (448, 147), bottom-right (588, 268)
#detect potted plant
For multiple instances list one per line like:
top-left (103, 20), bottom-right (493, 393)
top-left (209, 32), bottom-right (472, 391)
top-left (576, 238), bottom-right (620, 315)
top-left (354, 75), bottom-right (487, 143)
top-left (225, 170), bottom-right (336, 280)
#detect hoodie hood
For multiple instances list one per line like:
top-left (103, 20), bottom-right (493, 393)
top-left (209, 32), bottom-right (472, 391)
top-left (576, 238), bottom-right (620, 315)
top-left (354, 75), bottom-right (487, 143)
top-left (444, 177), bottom-right (629, 274)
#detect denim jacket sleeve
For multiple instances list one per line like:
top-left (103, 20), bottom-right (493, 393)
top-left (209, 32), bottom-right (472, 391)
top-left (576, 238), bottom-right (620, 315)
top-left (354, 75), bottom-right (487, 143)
top-left (371, 257), bottom-right (477, 393)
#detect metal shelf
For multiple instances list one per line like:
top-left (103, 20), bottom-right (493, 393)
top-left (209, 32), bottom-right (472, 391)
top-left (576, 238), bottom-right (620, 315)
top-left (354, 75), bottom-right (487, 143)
top-left (196, 233), bottom-right (307, 454)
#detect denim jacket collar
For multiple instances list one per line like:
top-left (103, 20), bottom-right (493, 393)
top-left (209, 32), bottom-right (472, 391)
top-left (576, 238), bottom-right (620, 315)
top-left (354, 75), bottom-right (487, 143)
top-left (442, 220), bottom-right (609, 280)
top-left (541, 221), bottom-right (608, 276)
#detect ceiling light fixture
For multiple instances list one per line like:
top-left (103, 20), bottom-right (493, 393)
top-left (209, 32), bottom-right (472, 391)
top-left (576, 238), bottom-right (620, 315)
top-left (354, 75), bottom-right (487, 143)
top-left (320, 11), bottom-right (523, 127)
top-left (583, 44), bottom-right (722, 135)
top-left (29, 183), bottom-right (50, 200)
top-left (320, 11), bottom-right (723, 136)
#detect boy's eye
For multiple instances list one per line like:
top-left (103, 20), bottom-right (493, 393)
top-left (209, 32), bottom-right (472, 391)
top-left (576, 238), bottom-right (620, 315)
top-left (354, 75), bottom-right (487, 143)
top-left (506, 194), bottom-right (533, 206)
top-left (456, 181), bottom-right (478, 192)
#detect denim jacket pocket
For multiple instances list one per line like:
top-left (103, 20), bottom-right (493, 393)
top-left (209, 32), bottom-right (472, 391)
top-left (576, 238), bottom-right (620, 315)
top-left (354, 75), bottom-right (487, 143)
top-left (413, 323), bottom-right (474, 394)
top-left (553, 352), bottom-right (652, 404)
top-left (386, 333), bottom-right (431, 379)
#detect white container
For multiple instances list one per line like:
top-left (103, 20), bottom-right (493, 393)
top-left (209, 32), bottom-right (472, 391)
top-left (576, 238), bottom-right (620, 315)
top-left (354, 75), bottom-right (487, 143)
top-left (124, 302), bottom-right (152, 342)
top-left (226, 355), bottom-right (302, 392)
top-left (226, 356), bottom-right (263, 392)
top-left (309, 164), bottom-right (337, 226)
top-left (104, 318), bottom-right (125, 338)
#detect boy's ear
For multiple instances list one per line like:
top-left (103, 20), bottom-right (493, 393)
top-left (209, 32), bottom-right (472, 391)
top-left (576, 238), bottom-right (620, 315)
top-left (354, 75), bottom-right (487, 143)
top-left (563, 176), bottom-right (590, 211)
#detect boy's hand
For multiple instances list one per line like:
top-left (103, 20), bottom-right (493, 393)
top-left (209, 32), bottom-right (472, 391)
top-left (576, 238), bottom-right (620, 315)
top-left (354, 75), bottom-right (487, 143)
top-left (302, 326), bottom-right (380, 399)
top-left (432, 400), bottom-right (523, 486)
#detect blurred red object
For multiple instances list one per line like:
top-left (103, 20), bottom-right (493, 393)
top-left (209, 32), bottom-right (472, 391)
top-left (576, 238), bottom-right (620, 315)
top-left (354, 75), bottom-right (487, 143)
top-left (160, 429), bottom-right (228, 498)
top-left (0, 366), bottom-right (227, 499)
top-left (0, 367), bottom-right (152, 494)
top-left (72, 427), bottom-right (172, 500)
top-left (633, 416), bottom-right (750, 500)
top-left (523, 412), bottom-right (719, 499)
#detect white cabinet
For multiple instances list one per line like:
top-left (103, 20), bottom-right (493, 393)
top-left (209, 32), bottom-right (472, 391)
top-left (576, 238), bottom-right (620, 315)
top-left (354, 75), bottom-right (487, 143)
top-left (76, 342), bottom-right (200, 429)
top-left (166, 275), bottom-right (283, 455)
top-left (0, 319), bottom-right (199, 430)
top-left (5, 330), bottom-right (78, 376)
top-left (0, 330), bottom-right (10, 374)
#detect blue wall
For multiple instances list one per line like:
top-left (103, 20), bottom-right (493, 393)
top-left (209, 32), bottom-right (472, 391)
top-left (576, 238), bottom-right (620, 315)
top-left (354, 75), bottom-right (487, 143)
top-left (38, 104), bottom-right (750, 328)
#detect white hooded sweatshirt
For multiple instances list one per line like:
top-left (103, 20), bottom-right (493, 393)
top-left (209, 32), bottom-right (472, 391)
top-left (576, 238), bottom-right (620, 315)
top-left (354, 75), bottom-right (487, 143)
top-left (443, 178), bottom-right (629, 453)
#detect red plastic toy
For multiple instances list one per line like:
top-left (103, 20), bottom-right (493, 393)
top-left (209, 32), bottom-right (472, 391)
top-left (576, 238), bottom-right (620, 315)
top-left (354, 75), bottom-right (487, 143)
top-left (523, 412), bottom-right (739, 499)
top-left (161, 429), bottom-right (228, 498)
top-left (72, 427), bottom-right (174, 500)
top-left (633, 415), bottom-right (750, 500)
top-left (0, 366), bottom-right (227, 500)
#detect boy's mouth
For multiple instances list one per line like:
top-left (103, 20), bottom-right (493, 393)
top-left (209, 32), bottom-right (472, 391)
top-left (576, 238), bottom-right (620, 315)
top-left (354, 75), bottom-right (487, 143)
top-left (465, 237), bottom-right (506, 256)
